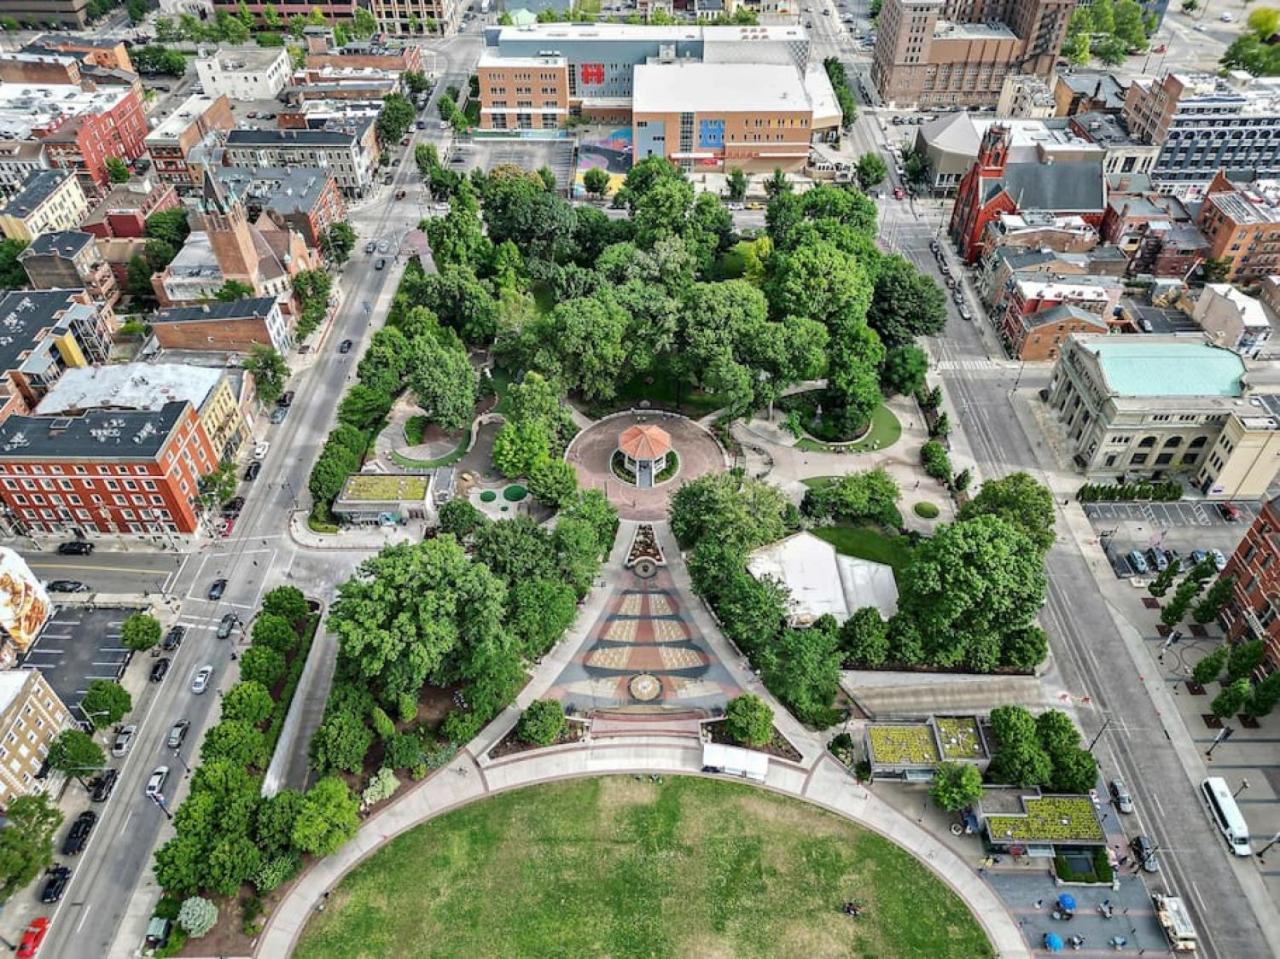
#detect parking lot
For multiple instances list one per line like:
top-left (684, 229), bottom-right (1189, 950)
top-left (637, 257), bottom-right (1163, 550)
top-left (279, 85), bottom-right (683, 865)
top-left (20, 606), bottom-right (138, 718)
top-left (452, 138), bottom-right (576, 194)
top-left (1085, 499), bottom-right (1260, 529)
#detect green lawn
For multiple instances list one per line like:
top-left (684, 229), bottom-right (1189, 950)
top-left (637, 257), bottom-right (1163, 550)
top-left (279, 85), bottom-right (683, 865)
top-left (811, 524), bottom-right (913, 573)
top-left (488, 365), bottom-right (515, 416)
top-left (403, 414), bottom-right (428, 447)
top-left (794, 404), bottom-right (903, 454)
top-left (295, 776), bottom-right (991, 959)
top-left (389, 426), bottom-right (472, 469)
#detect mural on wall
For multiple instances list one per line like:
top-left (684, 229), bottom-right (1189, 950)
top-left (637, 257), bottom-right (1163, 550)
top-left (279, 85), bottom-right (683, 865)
top-left (0, 548), bottom-right (51, 665)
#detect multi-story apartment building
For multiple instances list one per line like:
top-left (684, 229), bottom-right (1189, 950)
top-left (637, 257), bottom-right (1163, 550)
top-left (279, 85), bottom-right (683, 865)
top-left (993, 272), bottom-right (1122, 360)
top-left (1047, 334), bottom-right (1280, 497)
top-left (0, 669), bottom-right (72, 809)
top-left (871, 0), bottom-right (1073, 109)
top-left (0, 170), bottom-right (88, 243)
top-left (194, 46), bottom-right (293, 101)
top-left (0, 0), bottom-right (90, 28)
top-left (0, 51), bottom-right (82, 86)
top-left (143, 94), bottom-right (235, 189)
top-left (212, 167), bottom-right (345, 250)
top-left (1193, 284), bottom-right (1273, 358)
top-left (1053, 71), bottom-right (1128, 118)
top-left (0, 399), bottom-right (218, 537)
top-left (0, 290), bottom-right (114, 420)
top-left (151, 296), bottom-right (290, 354)
top-left (0, 141), bottom-right (49, 199)
top-left (35, 363), bottom-right (249, 463)
top-left (80, 177), bottom-right (181, 240)
top-left (369, 0), bottom-right (462, 35)
top-left (222, 121), bottom-right (378, 198)
top-left (1123, 71), bottom-right (1280, 195)
top-left (25, 34), bottom-right (133, 72)
top-left (19, 231), bottom-right (119, 308)
top-left (1220, 497), bottom-right (1280, 671)
top-left (1197, 171), bottom-right (1280, 284)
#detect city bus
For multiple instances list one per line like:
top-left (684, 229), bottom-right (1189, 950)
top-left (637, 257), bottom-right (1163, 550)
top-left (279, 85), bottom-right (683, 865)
top-left (1200, 776), bottom-right (1252, 856)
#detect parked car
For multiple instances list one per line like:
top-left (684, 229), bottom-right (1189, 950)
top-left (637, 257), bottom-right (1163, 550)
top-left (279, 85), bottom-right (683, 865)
top-left (61, 811), bottom-right (96, 856)
top-left (166, 720), bottom-right (190, 750)
top-left (338, 339), bottom-right (354, 354)
top-left (364, 240), bottom-right (376, 254)
top-left (222, 497), bottom-right (244, 516)
top-left (1190, 548), bottom-right (1209, 566)
top-left (161, 625), bottom-right (185, 652)
top-left (958, 306), bottom-right (973, 321)
top-left (90, 769), bottom-right (118, 802)
top-left (216, 613), bottom-right (239, 639)
top-left (893, 187), bottom-right (905, 199)
top-left (1130, 834), bottom-right (1160, 872)
top-left (1126, 550), bottom-right (1150, 575)
top-left (278, 391), bottom-right (295, 408)
top-left (1210, 548), bottom-right (1227, 572)
top-left (40, 866), bottom-right (70, 903)
top-left (270, 406), bottom-right (287, 425)
top-left (46, 580), bottom-right (89, 593)
top-left (220, 516), bottom-right (236, 539)
top-left (110, 725), bottom-right (137, 757)
top-left (17, 918), bottom-right (49, 959)
top-left (1147, 547), bottom-right (1169, 572)
top-left (191, 666), bottom-right (213, 694)
top-left (1217, 502), bottom-right (1240, 521)
top-left (1110, 778), bottom-right (1134, 814)
top-left (208, 578), bottom-right (227, 600)
top-left (56, 541), bottom-right (93, 555)
top-left (253, 441), bottom-right (270, 460)
top-left (149, 658), bottom-right (170, 683)
top-left (244, 461), bottom-right (261, 482)
top-left (951, 289), bottom-right (964, 305)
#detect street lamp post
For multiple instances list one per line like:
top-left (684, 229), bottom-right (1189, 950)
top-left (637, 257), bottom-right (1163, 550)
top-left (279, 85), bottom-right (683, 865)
top-left (1235, 778), bottom-right (1250, 798)
top-left (1256, 830), bottom-right (1280, 861)
top-left (1087, 716), bottom-right (1112, 753)
top-left (149, 791), bottom-right (172, 821)
top-left (1206, 724), bottom-right (1235, 759)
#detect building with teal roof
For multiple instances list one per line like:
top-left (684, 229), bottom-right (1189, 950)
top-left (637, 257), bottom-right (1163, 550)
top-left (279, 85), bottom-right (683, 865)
top-left (1048, 334), bottom-right (1280, 498)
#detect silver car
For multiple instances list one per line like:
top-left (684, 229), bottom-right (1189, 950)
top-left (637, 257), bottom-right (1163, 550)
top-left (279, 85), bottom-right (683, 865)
top-left (1110, 778), bottom-right (1134, 814)
top-left (110, 724), bottom-right (137, 758)
top-left (190, 665), bottom-right (213, 694)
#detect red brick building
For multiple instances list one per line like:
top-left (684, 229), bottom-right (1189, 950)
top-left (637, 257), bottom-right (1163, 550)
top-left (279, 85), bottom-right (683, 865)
top-left (35, 86), bottom-right (148, 189)
top-left (1220, 497), bottom-right (1280, 672)
top-left (81, 177), bottom-right (180, 240)
top-left (0, 401), bottom-right (217, 536)
top-left (949, 125), bottom-right (1107, 264)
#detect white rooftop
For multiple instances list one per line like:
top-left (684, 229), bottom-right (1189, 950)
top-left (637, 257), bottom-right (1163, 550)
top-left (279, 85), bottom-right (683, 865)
top-left (36, 363), bottom-right (222, 415)
top-left (804, 62), bottom-right (842, 125)
top-left (1204, 283), bottom-right (1271, 329)
top-left (633, 61), bottom-right (810, 114)
top-left (0, 669), bottom-right (30, 715)
top-left (747, 531), bottom-right (898, 626)
top-left (145, 94), bottom-right (223, 143)
top-left (0, 82), bottom-right (132, 141)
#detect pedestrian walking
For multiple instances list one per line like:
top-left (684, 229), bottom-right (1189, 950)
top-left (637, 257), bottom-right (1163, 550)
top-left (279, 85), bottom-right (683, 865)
top-left (1034, 899), bottom-right (1043, 910)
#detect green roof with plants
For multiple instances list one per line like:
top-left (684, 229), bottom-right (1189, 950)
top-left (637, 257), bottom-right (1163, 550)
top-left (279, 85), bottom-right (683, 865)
top-left (985, 795), bottom-right (1104, 844)
top-left (936, 717), bottom-right (986, 760)
top-left (867, 724), bottom-right (940, 765)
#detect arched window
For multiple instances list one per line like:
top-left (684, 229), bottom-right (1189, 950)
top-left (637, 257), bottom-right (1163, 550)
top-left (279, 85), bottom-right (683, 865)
top-left (1189, 436), bottom-right (1208, 449)
top-left (1163, 436), bottom-right (1182, 448)
top-left (1138, 436), bottom-right (1157, 448)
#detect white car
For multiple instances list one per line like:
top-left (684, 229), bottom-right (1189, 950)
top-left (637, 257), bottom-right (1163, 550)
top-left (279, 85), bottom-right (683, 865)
top-left (191, 665), bottom-right (213, 694)
top-left (110, 724), bottom-right (137, 758)
top-left (1220, 11), bottom-right (1234, 20)
top-left (253, 441), bottom-right (270, 460)
top-left (145, 766), bottom-right (169, 799)
top-left (1210, 548), bottom-right (1227, 572)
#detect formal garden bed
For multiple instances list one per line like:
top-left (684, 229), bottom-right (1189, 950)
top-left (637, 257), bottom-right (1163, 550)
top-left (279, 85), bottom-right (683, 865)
top-left (294, 777), bottom-right (993, 959)
top-left (781, 392), bottom-right (903, 453)
top-left (488, 716), bottom-right (586, 759)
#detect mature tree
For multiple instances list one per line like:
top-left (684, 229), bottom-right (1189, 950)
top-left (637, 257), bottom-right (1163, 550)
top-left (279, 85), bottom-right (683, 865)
top-left (1192, 645), bottom-right (1229, 686)
top-left (536, 295), bottom-right (630, 401)
top-left (292, 777), bottom-right (360, 856)
top-left (867, 255), bottom-right (948, 348)
top-left (958, 472), bottom-right (1056, 556)
top-left (561, 488), bottom-right (619, 553)
top-left (120, 612), bottom-right (162, 652)
top-left (854, 152), bottom-right (888, 191)
top-left (1212, 678), bottom-right (1253, 720)
top-left (759, 622), bottom-right (843, 727)
top-left (438, 498), bottom-right (486, 540)
top-left (105, 156), bottom-right (130, 184)
top-left (1146, 557), bottom-right (1181, 598)
top-left (492, 418), bottom-right (551, 479)
top-left (408, 334), bottom-right (477, 431)
top-left (0, 794), bottom-right (61, 900)
top-left (251, 613), bottom-right (299, 654)
top-left (309, 708), bottom-right (373, 775)
top-left (726, 167), bottom-right (748, 202)
top-left (897, 516), bottom-right (1047, 671)
top-left (764, 168), bottom-right (791, 198)
top-left (529, 456), bottom-right (578, 508)
top-left (1050, 745), bottom-right (1100, 793)
top-left (1249, 6), bottom-right (1280, 38)
top-left (353, 5), bottom-right (378, 36)
top-left (200, 719), bottom-right (268, 768)
top-left (839, 607), bottom-right (890, 667)
top-left (766, 240), bottom-right (872, 330)
top-left (255, 788), bottom-right (305, 856)
top-left (1160, 577), bottom-right (1202, 627)
top-left (322, 222), bottom-right (357, 264)
top-left (508, 578), bottom-right (577, 658)
top-left (1226, 638), bottom-right (1266, 683)
top-left (1245, 671), bottom-right (1280, 718)
top-left (0, 238), bottom-right (28, 289)
top-left (1193, 576), bottom-right (1236, 626)
top-left (47, 729), bottom-right (106, 782)
top-left (987, 705), bottom-right (1052, 788)
top-left (245, 344), bottom-right (289, 406)
top-left (578, 166), bottom-right (607, 200)
top-left (725, 693), bottom-right (774, 747)
top-left (240, 645), bottom-right (286, 689)
top-left (377, 92), bottom-right (416, 144)
top-left (221, 680), bottom-right (275, 728)
top-left (881, 344), bottom-right (928, 395)
top-left (670, 472), bottom-right (793, 554)
top-left (826, 322), bottom-right (886, 433)
top-left (178, 896), bottom-right (218, 937)
top-left (803, 468), bottom-right (900, 527)
top-left (80, 679), bottom-right (131, 729)
top-left (145, 207), bottom-right (191, 247)
top-left (930, 762), bottom-right (983, 812)
top-left (518, 699), bottom-right (565, 746)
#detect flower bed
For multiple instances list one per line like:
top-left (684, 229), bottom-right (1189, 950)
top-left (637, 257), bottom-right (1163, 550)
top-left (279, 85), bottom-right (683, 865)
top-left (986, 796), bottom-right (1104, 844)
top-left (935, 717), bottom-right (985, 760)
top-left (867, 724), bottom-right (940, 765)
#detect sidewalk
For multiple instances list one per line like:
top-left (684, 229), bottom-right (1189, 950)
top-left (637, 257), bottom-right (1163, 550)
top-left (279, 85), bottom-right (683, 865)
top-left (286, 509), bottom-right (423, 552)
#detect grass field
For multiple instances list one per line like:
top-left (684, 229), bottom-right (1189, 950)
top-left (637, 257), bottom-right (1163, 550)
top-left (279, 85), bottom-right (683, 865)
top-left (811, 524), bottom-right (914, 574)
top-left (794, 404), bottom-right (903, 454)
top-left (295, 776), bottom-right (990, 959)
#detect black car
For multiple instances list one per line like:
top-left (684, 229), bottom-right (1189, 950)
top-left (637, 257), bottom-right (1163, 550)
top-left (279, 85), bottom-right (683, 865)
top-left (40, 865), bottom-right (71, 903)
top-left (216, 613), bottom-right (239, 639)
top-left (47, 580), bottom-right (89, 593)
top-left (161, 625), bottom-right (185, 652)
top-left (150, 658), bottom-right (171, 683)
top-left (61, 811), bottom-right (96, 856)
top-left (278, 391), bottom-right (295, 408)
top-left (244, 461), bottom-right (262, 482)
top-left (338, 339), bottom-right (354, 354)
top-left (207, 578), bottom-right (228, 601)
top-left (222, 496), bottom-right (245, 516)
top-left (56, 541), bottom-right (93, 556)
top-left (90, 769), bottom-right (118, 802)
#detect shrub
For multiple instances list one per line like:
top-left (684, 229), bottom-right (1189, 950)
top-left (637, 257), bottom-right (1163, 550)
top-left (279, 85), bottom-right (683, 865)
top-left (1192, 645), bottom-right (1228, 686)
top-left (441, 708), bottom-right (484, 745)
top-left (913, 501), bottom-right (939, 519)
top-left (503, 484), bottom-right (527, 502)
top-left (360, 767), bottom-right (400, 808)
top-left (920, 441), bottom-right (951, 482)
top-left (725, 693), bottom-right (774, 747)
top-left (252, 852), bottom-right (302, 894)
top-left (177, 896), bottom-right (218, 938)
top-left (517, 700), bottom-right (565, 746)
top-left (370, 706), bottom-right (396, 740)
top-left (240, 646), bottom-right (286, 688)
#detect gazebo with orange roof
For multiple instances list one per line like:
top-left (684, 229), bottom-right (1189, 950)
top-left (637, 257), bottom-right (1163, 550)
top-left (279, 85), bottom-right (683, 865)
top-left (617, 423), bottom-right (671, 488)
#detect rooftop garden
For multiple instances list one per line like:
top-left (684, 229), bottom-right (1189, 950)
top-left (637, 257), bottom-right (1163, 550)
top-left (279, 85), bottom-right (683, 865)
top-left (986, 796), bottom-right (1104, 845)
top-left (868, 724), bottom-right (941, 766)
top-left (339, 474), bottom-right (430, 502)
top-left (936, 716), bottom-right (986, 760)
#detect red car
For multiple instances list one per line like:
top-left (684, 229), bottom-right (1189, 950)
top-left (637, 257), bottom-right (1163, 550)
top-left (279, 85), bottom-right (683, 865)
top-left (893, 187), bottom-right (906, 199)
top-left (220, 516), bottom-right (236, 538)
top-left (18, 918), bottom-right (49, 959)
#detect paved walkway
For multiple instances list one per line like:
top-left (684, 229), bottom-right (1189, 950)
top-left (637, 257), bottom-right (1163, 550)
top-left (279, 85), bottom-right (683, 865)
top-left (253, 520), bottom-right (1030, 958)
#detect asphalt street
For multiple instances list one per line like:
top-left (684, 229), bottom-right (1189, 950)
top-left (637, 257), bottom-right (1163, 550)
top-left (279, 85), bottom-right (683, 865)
top-left (871, 163), bottom-right (1270, 956)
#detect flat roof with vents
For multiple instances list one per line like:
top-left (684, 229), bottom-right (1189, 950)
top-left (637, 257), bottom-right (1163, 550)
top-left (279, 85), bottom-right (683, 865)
top-left (0, 401), bottom-right (188, 461)
top-left (34, 363), bottom-right (223, 417)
